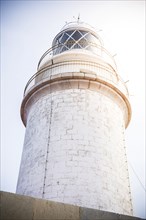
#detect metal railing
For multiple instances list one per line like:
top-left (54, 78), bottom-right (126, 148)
top-left (37, 43), bottom-right (117, 71)
top-left (23, 59), bottom-right (129, 98)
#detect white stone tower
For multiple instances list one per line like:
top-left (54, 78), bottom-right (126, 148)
top-left (17, 21), bottom-right (133, 215)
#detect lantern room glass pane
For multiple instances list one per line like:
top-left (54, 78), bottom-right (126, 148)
top-left (79, 31), bottom-right (88, 36)
top-left (53, 29), bottom-right (101, 55)
top-left (65, 30), bottom-right (74, 36)
top-left (78, 38), bottom-right (88, 47)
top-left (60, 33), bottom-right (69, 43)
top-left (71, 31), bottom-right (82, 41)
top-left (84, 34), bottom-right (99, 45)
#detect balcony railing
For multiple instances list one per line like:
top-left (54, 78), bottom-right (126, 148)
top-left (23, 59), bottom-right (129, 98)
top-left (37, 43), bottom-right (117, 71)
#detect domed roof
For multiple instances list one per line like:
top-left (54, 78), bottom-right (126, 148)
top-left (61, 21), bottom-right (98, 35)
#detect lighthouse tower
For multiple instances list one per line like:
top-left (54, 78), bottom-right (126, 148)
top-left (17, 21), bottom-right (133, 215)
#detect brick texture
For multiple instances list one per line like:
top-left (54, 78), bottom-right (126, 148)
top-left (17, 88), bottom-right (132, 215)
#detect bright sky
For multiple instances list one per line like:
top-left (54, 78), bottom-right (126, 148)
top-left (1, 1), bottom-right (145, 218)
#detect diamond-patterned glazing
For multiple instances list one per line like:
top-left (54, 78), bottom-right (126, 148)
top-left (53, 30), bottom-right (101, 55)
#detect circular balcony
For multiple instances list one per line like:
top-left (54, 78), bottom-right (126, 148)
top-left (38, 42), bottom-right (117, 71)
top-left (24, 50), bottom-right (128, 100)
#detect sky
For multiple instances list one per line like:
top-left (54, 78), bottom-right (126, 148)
top-left (1, 0), bottom-right (145, 218)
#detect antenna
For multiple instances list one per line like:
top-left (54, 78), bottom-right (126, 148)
top-left (77, 13), bottom-right (80, 22)
top-left (73, 14), bottom-right (80, 22)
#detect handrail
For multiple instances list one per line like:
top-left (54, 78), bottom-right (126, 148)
top-left (37, 44), bottom-right (59, 70)
top-left (37, 42), bottom-right (117, 71)
top-left (23, 60), bottom-right (128, 98)
top-left (24, 60), bottom-right (114, 96)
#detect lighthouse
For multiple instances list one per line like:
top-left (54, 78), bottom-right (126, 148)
top-left (17, 21), bottom-right (133, 215)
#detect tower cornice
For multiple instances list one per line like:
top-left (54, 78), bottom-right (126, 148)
top-left (21, 69), bottom-right (131, 128)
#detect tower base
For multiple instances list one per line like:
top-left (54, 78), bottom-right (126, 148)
top-left (0, 191), bottom-right (143, 220)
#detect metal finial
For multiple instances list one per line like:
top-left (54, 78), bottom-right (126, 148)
top-left (77, 13), bottom-right (80, 22)
top-left (73, 14), bottom-right (80, 22)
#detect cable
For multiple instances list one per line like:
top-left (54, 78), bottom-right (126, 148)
top-left (129, 162), bottom-right (146, 193)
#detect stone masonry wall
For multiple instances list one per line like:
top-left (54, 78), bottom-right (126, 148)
top-left (17, 88), bottom-right (132, 215)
